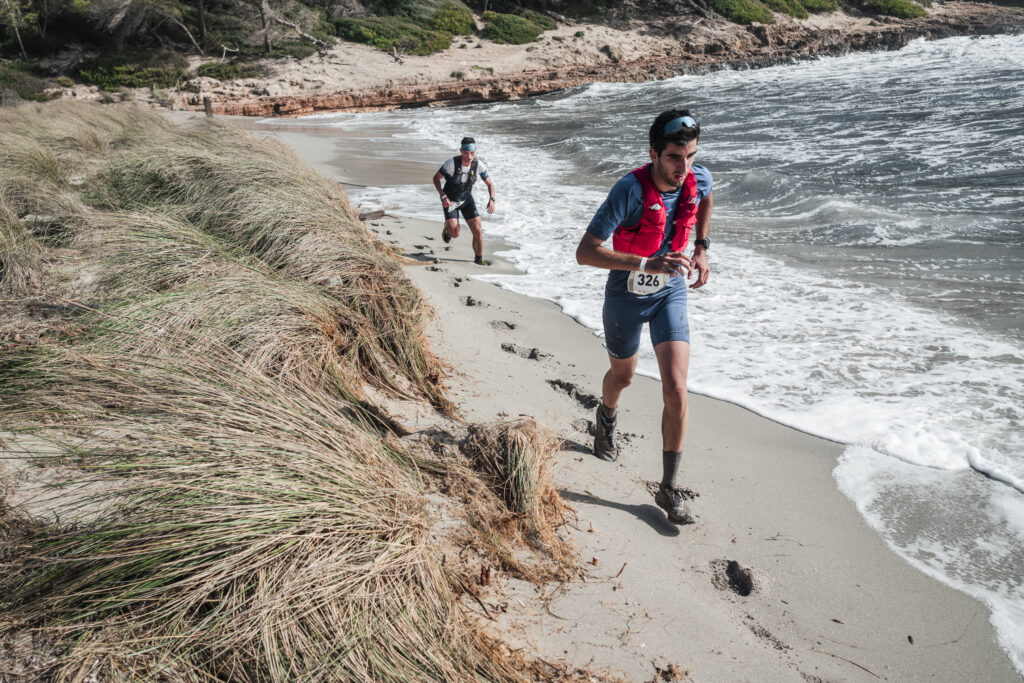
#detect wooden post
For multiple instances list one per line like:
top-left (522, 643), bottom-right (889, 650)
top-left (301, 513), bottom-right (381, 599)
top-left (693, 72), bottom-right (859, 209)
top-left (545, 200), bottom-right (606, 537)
top-left (203, 96), bottom-right (213, 117)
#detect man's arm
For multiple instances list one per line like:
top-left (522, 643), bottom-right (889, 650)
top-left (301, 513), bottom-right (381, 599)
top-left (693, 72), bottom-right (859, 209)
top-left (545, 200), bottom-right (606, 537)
top-left (576, 233), bottom-right (692, 278)
top-left (432, 170), bottom-right (451, 209)
top-left (689, 190), bottom-right (712, 289)
top-left (576, 175), bottom-right (693, 278)
top-left (483, 177), bottom-right (496, 215)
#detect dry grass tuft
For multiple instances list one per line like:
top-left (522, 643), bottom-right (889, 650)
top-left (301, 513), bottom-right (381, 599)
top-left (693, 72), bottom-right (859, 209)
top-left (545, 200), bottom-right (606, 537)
top-left (461, 417), bottom-right (576, 576)
top-left (0, 189), bottom-right (42, 294)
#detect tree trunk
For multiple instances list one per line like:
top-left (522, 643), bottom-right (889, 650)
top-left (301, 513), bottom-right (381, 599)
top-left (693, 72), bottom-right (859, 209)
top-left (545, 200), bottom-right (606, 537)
top-left (197, 0), bottom-right (207, 49)
top-left (2, 0), bottom-right (29, 60)
top-left (259, 0), bottom-right (271, 53)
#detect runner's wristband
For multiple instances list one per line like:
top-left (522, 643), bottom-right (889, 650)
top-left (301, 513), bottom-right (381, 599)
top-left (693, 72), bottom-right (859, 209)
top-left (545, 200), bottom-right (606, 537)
top-left (639, 257), bottom-right (648, 273)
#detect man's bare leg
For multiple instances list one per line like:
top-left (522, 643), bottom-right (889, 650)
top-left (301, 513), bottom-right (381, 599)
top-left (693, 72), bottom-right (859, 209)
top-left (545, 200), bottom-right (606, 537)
top-left (653, 340), bottom-right (690, 451)
top-left (445, 217), bottom-right (461, 240)
top-left (467, 216), bottom-right (484, 260)
top-left (593, 353), bottom-right (637, 461)
top-left (602, 353), bottom-right (638, 411)
top-left (651, 340), bottom-right (695, 523)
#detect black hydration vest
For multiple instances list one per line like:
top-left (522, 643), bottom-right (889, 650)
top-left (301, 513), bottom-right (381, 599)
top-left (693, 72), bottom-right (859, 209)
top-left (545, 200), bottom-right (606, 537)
top-left (442, 156), bottom-right (478, 203)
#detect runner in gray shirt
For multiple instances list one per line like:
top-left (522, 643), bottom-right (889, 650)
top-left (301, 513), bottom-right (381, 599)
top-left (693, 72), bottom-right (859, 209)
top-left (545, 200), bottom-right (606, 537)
top-left (432, 136), bottom-right (496, 266)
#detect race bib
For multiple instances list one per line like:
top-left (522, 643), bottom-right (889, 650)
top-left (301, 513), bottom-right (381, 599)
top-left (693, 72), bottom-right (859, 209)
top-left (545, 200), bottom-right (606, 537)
top-left (627, 270), bottom-right (667, 295)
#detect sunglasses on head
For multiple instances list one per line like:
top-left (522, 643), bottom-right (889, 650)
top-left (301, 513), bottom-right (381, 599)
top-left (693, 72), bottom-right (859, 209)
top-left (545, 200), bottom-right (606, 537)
top-left (663, 116), bottom-right (698, 135)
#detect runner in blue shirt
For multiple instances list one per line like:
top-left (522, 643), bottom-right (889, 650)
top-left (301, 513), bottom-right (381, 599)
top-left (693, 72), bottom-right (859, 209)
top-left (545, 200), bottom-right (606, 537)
top-left (575, 109), bottom-right (713, 525)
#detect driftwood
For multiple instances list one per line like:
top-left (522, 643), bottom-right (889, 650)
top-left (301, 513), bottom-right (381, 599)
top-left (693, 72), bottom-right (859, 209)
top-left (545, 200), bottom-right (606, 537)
top-left (272, 15), bottom-right (330, 49)
top-left (358, 209), bottom-right (386, 221)
top-left (159, 9), bottom-right (205, 54)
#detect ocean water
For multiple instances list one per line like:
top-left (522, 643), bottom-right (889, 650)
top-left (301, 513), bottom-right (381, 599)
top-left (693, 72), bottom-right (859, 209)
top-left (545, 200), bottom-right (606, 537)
top-left (267, 33), bottom-right (1024, 672)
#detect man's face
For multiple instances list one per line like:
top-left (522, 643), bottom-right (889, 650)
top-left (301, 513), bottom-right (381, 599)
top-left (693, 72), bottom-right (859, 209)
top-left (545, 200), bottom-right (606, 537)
top-left (649, 139), bottom-right (697, 190)
top-left (460, 149), bottom-right (476, 164)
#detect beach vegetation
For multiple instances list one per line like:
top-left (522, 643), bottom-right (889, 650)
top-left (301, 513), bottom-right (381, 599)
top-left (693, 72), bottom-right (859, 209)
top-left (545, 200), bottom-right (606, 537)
top-left (0, 60), bottom-right (54, 100)
top-left (481, 10), bottom-right (546, 44)
top-left (799, 0), bottom-right (840, 12)
top-left (430, 0), bottom-right (474, 35)
top-left (334, 15), bottom-right (451, 55)
top-left (0, 99), bottom-right (576, 680)
top-left (196, 59), bottom-right (263, 81)
top-left (766, 0), bottom-right (809, 19)
top-left (77, 49), bottom-right (189, 90)
top-left (866, 0), bottom-right (926, 17)
top-left (708, 0), bottom-right (774, 24)
top-left (0, 189), bottom-right (42, 293)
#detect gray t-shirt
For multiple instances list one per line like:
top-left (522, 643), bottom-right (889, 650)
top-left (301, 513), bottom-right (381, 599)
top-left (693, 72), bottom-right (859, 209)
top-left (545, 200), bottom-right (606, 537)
top-left (439, 156), bottom-right (490, 184)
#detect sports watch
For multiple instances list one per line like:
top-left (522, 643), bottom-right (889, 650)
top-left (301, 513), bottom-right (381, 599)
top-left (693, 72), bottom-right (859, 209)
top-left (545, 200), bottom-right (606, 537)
top-left (694, 238), bottom-right (710, 249)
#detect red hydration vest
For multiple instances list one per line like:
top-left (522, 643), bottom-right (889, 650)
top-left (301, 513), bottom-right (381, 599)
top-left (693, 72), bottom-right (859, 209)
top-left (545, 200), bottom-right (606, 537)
top-left (612, 164), bottom-right (698, 257)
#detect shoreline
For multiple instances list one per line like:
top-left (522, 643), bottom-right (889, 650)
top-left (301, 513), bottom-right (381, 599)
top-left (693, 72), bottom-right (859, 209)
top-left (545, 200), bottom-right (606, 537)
top-left (246, 119), bottom-right (1022, 680)
top-left (155, 2), bottom-right (1024, 117)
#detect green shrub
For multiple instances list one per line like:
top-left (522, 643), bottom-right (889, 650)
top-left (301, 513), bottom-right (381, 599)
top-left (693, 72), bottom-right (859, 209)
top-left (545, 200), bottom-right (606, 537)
top-left (868, 0), bottom-right (926, 17)
top-left (800, 0), bottom-right (839, 11)
top-left (56, 76), bottom-right (74, 88)
top-left (515, 8), bottom-right (556, 30)
top-left (574, 30), bottom-right (585, 37)
top-left (78, 51), bottom-right (189, 90)
top-left (708, 0), bottom-right (774, 24)
top-left (0, 62), bottom-right (54, 101)
top-left (334, 16), bottom-right (452, 55)
top-left (197, 61), bottom-right (263, 81)
top-left (431, 1), bottom-right (474, 35)
top-left (481, 11), bottom-right (543, 44)
top-left (765, 0), bottom-right (808, 18)
top-left (270, 41), bottom-right (319, 59)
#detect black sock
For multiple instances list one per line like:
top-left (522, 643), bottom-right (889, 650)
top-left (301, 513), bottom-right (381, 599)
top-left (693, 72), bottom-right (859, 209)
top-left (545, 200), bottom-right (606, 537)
top-left (661, 450), bottom-right (682, 490)
top-left (600, 402), bottom-right (617, 422)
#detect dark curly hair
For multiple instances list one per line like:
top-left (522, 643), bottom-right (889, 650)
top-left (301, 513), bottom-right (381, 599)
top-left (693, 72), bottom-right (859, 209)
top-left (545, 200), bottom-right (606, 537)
top-left (649, 109), bottom-right (701, 155)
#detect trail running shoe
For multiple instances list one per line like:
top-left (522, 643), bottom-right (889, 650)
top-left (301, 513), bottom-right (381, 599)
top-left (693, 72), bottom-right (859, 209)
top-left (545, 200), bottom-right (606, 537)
top-left (442, 226), bottom-right (452, 244)
top-left (593, 405), bottom-right (618, 462)
top-left (655, 485), bottom-right (695, 525)
top-left (474, 257), bottom-right (490, 266)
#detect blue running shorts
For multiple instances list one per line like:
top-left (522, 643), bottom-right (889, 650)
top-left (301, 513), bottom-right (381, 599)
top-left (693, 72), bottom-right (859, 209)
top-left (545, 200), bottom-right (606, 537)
top-left (602, 281), bottom-right (690, 359)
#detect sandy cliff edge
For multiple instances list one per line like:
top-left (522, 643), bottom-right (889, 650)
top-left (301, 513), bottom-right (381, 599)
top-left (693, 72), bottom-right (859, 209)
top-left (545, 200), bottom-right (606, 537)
top-left (144, 2), bottom-right (1024, 117)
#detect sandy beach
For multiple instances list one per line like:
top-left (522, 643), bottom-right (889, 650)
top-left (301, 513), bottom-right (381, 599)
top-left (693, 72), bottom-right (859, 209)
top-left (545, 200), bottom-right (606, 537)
top-left (240, 119), bottom-right (1022, 681)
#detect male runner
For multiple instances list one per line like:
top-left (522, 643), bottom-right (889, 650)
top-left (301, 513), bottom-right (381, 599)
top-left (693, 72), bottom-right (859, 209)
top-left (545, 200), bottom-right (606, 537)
top-left (575, 109), bottom-right (713, 525)
top-left (432, 136), bottom-right (496, 266)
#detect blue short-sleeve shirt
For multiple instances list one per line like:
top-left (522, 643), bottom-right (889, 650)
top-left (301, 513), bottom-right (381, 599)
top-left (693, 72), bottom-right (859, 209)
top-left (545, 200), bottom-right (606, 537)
top-left (587, 164), bottom-right (712, 295)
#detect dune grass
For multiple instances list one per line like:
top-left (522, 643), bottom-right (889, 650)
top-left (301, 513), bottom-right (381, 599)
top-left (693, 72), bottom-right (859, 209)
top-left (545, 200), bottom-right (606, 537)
top-left (0, 342), bottom-right (514, 681)
top-left (0, 101), bottom-right (560, 680)
top-left (0, 189), bottom-right (42, 294)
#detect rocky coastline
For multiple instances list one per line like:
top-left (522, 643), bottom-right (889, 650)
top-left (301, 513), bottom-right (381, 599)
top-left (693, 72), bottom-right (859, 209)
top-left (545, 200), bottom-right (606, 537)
top-left (172, 2), bottom-right (1024, 117)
